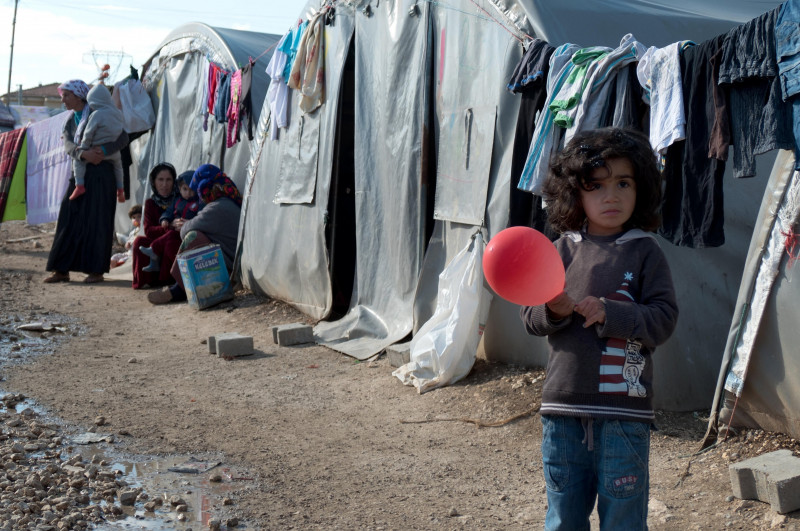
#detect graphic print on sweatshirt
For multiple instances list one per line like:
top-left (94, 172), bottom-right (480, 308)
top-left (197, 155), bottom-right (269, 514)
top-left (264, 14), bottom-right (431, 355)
top-left (598, 271), bottom-right (646, 397)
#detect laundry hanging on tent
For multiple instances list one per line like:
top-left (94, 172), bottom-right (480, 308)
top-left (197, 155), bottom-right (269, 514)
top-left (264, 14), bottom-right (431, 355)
top-left (507, 7), bottom-right (800, 249)
top-left (517, 35), bottom-right (643, 195)
top-left (24, 113), bottom-right (71, 225)
top-left (266, 31), bottom-right (291, 140)
top-left (226, 61), bottom-right (255, 147)
top-left (280, 20), bottom-right (309, 82)
top-left (204, 62), bottom-right (228, 131)
top-left (214, 71), bottom-right (232, 124)
top-left (288, 12), bottom-right (326, 114)
top-left (716, 6), bottom-right (793, 179)
top-left (637, 41), bottom-right (693, 157)
top-left (507, 39), bottom-right (556, 231)
top-left (0, 129), bottom-right (27, 222)
top-left (0, 127), bottom-right (27, 221)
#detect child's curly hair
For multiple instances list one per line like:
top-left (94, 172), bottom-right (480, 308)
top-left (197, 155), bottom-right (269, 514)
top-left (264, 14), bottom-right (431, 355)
top-left (543, 128), bottom-right (662, 234)
top-left (128, 204), bottom-right (142, 218)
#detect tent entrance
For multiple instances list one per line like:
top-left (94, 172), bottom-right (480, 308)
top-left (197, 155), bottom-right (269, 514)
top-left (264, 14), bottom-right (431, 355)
top-left (325, 39), bottom-right (356, 319)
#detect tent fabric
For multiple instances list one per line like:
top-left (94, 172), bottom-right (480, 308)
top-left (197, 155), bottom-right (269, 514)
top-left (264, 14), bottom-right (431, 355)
top-left (312, 2), bottom-right (432, 359)
top-left (704, 150), bottom-right (800, 443)
top-left (238, 0), bottom-right (789, 412)
top-left (24, 113), bottom-right (71, 225)
top-left (238, 9), bottom-right (353, 319)
top-left (125, 24), bottom-right (281, 228)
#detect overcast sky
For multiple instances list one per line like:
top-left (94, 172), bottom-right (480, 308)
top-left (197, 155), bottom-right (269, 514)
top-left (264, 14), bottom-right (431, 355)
top-left (0, 0), bottom-right (309, 95)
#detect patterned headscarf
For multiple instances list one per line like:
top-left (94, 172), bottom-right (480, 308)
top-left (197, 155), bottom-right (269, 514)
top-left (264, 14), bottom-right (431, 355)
top-left (190, 164), bottom-right (242, 207)
top-left (59, 80), bottom-right (91, 144)
top-left (57, 80), bottom-right (90, 101)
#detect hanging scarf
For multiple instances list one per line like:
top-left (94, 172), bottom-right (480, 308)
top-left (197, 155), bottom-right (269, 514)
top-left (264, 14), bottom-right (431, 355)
top-left (73, 108), bottom-right (91, 145)
top-left (190, 164), bottom-right (242, 207)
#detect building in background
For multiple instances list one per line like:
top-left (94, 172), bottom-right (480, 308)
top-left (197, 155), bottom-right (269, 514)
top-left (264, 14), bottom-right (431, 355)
top-left (0, 83), bottom-right (62, 109)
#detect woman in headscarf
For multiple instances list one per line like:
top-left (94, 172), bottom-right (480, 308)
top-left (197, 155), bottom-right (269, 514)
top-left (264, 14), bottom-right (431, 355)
top-left (147, 164), bottom-right (242, 304)
top-left (44, 79), bottom-right (129, 284)
top-left (131, 162), bottom-right (190, 289)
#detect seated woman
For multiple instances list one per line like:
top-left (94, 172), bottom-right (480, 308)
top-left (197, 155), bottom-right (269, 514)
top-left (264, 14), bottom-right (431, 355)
top-left (147, 164), bottom-right (242, 305)
top-left (131, 163), bottom-right (187, 289)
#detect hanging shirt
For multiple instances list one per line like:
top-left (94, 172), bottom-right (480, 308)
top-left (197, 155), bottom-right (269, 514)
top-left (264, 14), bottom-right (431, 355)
top-left (226, 63), bottom-right (255, 147)
top-left (288, 13), bottom-right (326, 114)
top-left (266, 31), bottom-right (291, 140)
top-left (214, 72), bottom-right (232, 123)
top-left (280, 21), bottom-right (309, 81)
top-left (639, 42), bottom-right (691, 155)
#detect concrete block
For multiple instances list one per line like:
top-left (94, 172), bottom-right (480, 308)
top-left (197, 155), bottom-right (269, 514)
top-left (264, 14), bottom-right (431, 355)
top-left (386, 342), bottom-right (411, 368)
top-left (729, 449), bottom-right (800, 514)
top-left (274, 323), bottom-right (314, 346)
top-left (207, 336), bottom-right (217, 354)
top-left (214, 332), bottom-right (254, 358)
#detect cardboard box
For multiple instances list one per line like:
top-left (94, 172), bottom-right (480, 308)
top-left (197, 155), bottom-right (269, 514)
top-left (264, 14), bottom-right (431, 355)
top-left (177, 244), bottom-right (233, 310)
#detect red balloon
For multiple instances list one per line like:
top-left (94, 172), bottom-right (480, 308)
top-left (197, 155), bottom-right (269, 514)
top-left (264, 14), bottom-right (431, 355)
top-left (482, 227), bottom-right (565, 306)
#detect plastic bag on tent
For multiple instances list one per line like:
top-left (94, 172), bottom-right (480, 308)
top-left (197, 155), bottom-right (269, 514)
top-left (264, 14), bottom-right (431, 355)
top-left (393, 232), bottom-right (492, 394)
top-left (117, 80), bottom-right (155, 133)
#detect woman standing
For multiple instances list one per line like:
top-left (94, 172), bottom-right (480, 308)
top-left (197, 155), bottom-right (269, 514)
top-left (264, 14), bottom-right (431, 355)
top-left (44, 80), bottom-right (128, 284)
top-left (131, 163), bottom-right (187, 289)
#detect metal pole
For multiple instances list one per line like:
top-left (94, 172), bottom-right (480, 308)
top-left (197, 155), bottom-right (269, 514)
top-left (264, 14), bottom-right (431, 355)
top-left (5, 0), bottom-right (20, 105)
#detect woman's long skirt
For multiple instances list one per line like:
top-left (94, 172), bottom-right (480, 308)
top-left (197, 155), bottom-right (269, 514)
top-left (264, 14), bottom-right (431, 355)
top-left (46, 161), bottom-right (116, 275)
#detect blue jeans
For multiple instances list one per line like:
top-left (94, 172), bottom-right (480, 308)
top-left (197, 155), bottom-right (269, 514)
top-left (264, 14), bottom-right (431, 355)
top-left (541, 415), bottom-right (650, 531)
top-left (776, 1), bottom-right (800, 169)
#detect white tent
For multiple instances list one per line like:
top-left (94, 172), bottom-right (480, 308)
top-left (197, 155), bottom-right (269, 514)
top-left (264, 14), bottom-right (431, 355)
top-left (238, 0), bottom-right (788, 413)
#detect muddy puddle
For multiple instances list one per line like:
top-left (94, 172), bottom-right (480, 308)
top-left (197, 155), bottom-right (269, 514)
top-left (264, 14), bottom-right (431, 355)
top-left (0, 316), bottom-right (256, 530)
top-left (0, 394), bottom-right (256, 530)
top-left (0, 311), bottom-right (81, 365)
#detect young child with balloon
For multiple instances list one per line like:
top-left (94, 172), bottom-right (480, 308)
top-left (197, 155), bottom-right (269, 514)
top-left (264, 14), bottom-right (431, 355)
top-left (519, 128), bottom-right (678, 530)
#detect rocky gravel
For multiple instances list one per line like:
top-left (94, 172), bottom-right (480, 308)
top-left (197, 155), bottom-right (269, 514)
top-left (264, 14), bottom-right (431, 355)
top-left (0, 393), bottom-right (149, 530)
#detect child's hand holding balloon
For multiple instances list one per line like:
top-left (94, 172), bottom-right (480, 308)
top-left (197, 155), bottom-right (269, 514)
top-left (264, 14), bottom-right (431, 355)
top-left (546, 291), bottom-right (575, 320)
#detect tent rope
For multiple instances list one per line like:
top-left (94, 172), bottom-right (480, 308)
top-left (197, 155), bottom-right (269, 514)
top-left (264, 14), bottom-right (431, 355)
top-left (421, 0), bottom-right (531, 43)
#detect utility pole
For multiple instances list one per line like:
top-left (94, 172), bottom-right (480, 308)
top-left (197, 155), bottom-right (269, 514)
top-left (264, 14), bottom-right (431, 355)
top-left (5, 0), bottom-right (20, 105)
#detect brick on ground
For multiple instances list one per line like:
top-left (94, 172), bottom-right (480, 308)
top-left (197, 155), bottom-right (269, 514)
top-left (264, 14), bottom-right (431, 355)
top-left (209, 332), bottom-right (254, 357)
top-left (386, 342), bottom-right (411, 368)
top-left (729, 449), bottom-right (800, 514)
top-left (273, 323), bottom-right (314, 346)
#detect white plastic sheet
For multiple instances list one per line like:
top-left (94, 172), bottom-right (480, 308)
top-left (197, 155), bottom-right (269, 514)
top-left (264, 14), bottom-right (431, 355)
top-left (118, 80), bottom-right (156, 134)
top-left (394, 233), bottom-right (492, 394)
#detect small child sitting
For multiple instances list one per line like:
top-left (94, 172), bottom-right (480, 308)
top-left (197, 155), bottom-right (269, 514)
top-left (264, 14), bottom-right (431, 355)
top-left (110, 204), bottom-right (142, 268)
top-left (70, 84), bottom-right (126, 202)
top-left (139, 171), bottom-right (201, 272)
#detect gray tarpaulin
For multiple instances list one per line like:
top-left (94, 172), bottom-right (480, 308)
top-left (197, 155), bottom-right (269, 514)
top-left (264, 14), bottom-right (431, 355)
top-left (239, 7), bottom-right (353, 318)
top-left (313, 0), bottom-right (432, 359)
top-left (238, 0), bottom-right (792, 411)
top-left (123, 24), bottom-right (280, 214)
top-left (703, 151), bottom-right (800, 442)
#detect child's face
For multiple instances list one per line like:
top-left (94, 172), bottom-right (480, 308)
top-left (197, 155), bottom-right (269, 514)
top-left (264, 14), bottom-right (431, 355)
top-left (579, 157), bottom-right (636, 236)
top-left (131, 213), bottom-right (142, 227)
top-left (179, 182), bottom-right (195, 200)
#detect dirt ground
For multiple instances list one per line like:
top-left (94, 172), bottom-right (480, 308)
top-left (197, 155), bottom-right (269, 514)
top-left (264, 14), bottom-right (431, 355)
top-left (2, 219), bottom-right (800, 530)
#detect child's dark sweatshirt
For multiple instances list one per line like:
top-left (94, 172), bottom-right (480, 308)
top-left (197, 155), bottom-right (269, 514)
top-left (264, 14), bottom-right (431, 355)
top-left (159, 196), bottom-right (201, 224)
top-left (520, 230), bottom-right (679, 423)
